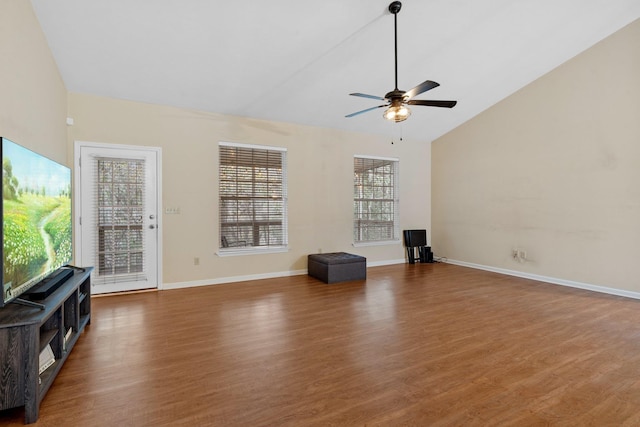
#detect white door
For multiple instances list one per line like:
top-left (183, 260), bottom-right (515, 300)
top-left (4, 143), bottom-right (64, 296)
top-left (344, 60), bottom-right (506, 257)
top-left (75, 142), bottom-right (161, 294)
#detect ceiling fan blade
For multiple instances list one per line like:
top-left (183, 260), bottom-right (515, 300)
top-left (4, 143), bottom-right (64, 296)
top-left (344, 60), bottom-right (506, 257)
top-left (345, 104), bottom-right (388, 118)
top-left (407, 99), bottom-right (457, 108)
top-left (349, 93), bottom-right (386, 101)
top-left (405, 80), bottom-right (440, 100)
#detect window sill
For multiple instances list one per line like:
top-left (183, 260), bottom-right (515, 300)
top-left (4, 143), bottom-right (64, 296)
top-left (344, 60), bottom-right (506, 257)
top-left (352, 239), bottom-right (401, 248)
top-left (217, 246), bottom-right (289, 257)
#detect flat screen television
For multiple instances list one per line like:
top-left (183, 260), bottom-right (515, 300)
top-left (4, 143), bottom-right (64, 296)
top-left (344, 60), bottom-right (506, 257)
top-left (1, 137), bottom-right (72, 307)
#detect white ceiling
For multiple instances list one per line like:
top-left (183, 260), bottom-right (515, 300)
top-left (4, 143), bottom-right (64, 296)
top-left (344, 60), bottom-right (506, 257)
top-left (30, 0), bottom-right (640, 142)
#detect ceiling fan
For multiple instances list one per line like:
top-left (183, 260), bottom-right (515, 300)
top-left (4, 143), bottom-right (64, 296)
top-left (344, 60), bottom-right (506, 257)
top-left (346, 1), bottom-right (457, 122)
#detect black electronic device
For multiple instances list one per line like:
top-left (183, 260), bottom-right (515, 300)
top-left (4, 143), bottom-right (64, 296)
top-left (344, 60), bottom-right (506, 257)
top-left (25, 267), bottom-right (75, 300)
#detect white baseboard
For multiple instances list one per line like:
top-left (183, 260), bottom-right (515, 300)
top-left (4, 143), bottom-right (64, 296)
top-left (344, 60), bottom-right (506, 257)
top-left (162, 269), bottom-right (308, 290)
top-left (162, 259), bottom-right (407, 291)
top-left (368, 258), bottom-right (406, 267)
top-left (445, 259), bottom-right (640, 300)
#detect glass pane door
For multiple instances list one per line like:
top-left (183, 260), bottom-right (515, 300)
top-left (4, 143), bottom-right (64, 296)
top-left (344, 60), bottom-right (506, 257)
top-left (77, 143), bottom-right (160, 294)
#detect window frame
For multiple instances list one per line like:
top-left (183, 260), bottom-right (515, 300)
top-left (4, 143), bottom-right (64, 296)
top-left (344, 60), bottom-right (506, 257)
top-left (218, 141), bottom-right (288, 256)
top-left (353, 155), bottom-right (400, 246)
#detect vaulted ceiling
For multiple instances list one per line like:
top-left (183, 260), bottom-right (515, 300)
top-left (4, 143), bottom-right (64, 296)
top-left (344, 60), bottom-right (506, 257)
top-left (30, 0), bottom-right (640, 141)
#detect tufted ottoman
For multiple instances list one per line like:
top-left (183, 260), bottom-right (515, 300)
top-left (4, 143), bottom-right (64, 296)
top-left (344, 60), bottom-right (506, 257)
top-left (308, 252), bottom-right (367, 284)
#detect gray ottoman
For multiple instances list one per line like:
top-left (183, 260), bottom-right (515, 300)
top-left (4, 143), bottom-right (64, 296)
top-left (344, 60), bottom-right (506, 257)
top-left (308, 252), bottom-right (367, 284)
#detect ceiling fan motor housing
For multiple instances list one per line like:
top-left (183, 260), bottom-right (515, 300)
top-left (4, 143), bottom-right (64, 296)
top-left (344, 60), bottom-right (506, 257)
top-left (385, 89), bottom-right (408, 103)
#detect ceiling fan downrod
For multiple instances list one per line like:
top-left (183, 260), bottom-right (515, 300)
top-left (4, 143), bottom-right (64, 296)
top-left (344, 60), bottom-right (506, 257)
top-left (389, 1), bottom-right (402, 91)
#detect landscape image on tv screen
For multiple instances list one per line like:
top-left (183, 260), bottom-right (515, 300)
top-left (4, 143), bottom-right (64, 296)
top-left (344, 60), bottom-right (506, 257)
top-left (2, 138), bottom-right (72, 302)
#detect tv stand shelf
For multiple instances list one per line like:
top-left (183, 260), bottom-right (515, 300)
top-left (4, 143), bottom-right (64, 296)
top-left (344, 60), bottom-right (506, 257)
top-left (0, 267), bottom-right (92, 424)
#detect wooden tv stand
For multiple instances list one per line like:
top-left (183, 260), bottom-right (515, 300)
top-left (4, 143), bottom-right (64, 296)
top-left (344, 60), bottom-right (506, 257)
top-left (0, 267), bottom-right (93, 424)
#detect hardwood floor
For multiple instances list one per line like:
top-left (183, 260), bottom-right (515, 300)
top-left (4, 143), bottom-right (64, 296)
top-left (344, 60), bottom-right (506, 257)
top-left (3, 263), bottom-right (640, 426)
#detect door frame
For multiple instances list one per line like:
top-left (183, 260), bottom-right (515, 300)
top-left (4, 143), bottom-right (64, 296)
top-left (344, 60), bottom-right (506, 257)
top-left (73, 140), bottom-right (163, 291)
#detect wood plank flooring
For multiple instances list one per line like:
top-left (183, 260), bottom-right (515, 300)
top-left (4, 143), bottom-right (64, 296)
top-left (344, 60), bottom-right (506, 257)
top-left (2, 263), bottom-right (640, 426)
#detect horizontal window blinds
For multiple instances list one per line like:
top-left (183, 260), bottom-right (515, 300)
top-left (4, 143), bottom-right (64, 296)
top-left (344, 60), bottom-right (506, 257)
top-left (353, 156), bottom-right (399, 243)
top-left (93, 157), bottom-right (147, 284)
top-left (219, 144), bottom-right (287, 250)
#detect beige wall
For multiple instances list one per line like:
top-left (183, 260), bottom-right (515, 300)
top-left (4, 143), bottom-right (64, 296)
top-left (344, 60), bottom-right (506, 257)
top-left (432, 19), bottom-right (640, 292)
top-left (67, 94), bottom-right (430, 284)
top-left (0, 0), bottom-right (68, 163)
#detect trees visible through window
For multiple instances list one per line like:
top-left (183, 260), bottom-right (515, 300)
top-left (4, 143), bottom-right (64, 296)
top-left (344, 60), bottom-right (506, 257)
top-left (219, 142), bottom-right (287, 251)
top-left (96, 158), bottom-right (145, 278)
top-left (354, 156), bottom-right (399, 243)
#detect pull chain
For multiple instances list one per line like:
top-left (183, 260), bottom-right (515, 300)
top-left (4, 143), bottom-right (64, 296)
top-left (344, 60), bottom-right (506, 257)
top-left (391, 124), bottom-right (403, 144)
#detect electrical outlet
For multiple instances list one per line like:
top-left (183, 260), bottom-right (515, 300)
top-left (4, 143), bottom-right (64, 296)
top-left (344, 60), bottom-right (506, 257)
top-left (194, 257), bottom-right (200, 266)
top-left (512, 249), bottom-right (519, 259)
top-left (164, 207), bottom-right (180, 214)
top-left (518, 250), bottom-right (527, 260)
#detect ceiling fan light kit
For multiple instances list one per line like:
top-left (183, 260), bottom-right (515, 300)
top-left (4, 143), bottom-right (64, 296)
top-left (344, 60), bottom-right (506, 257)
top-left (346, 1), bottom-right (457, 122)
top-left (383, 103), bottom-right (411, 122)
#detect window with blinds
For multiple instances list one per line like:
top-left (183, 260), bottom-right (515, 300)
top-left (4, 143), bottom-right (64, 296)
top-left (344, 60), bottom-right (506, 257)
top-left (353, 156), bottom-right (399, 243)
top-left (219, 142), bottom-right (287, 251)
top-left (95, 158), bottom-right (146, 282)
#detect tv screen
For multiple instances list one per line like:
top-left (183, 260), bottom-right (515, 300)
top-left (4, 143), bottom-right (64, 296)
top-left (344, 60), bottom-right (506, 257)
top-left (2, 137), bottom-right (72, 306)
